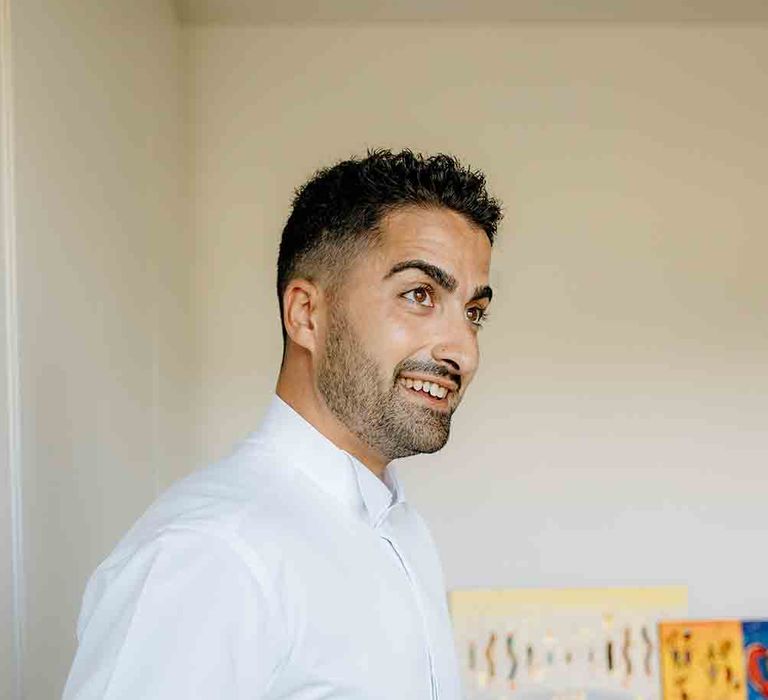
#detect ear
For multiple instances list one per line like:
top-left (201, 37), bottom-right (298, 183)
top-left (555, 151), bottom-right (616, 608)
top-left (282, 278), bottom-right (323, 355)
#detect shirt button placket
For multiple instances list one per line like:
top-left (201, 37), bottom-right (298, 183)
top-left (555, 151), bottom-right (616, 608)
top-left (377, 516), bottom-right (439, 700)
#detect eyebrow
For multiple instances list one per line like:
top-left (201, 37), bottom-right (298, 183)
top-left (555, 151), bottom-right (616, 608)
top-left (383, 259), bottom-right (493, 304)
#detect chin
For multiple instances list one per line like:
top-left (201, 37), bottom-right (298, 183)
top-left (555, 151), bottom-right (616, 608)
top-left (415, 431), bottom-right (450, 454)
top-left (417, 442), bottom-right (447, 455)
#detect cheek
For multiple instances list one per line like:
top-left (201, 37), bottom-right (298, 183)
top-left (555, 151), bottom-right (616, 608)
top-left (378, 306), bottom-right (424, 348)
top-left (358, 305), bottom-right (423, 367)
top-left (384, 320), bottom-right (418, 348)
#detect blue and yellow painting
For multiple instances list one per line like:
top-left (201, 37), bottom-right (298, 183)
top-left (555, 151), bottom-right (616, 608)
top-left (743, 621), bottom-right (768, 700)
top-left (659, 620), bottom-right (768, 700)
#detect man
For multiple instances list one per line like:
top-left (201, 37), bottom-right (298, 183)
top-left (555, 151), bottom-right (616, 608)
top-left (64, 149), bottom-right (502, 699)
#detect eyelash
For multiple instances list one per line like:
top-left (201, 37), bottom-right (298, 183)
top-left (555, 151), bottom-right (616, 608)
top-left (402, 285), bottom-right (490, 329)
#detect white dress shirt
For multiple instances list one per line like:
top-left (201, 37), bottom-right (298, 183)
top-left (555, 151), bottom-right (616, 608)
top-left (63, 393), bottom-right (463, 699)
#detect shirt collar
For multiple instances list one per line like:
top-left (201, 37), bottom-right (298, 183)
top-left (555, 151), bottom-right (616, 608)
top-left (245, 393), bottom-right (406, 527)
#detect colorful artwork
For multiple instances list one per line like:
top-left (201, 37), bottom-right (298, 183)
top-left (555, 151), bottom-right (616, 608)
top-left (449, 586), bottom-right (688, 700)
top-left (659, 621), bottom-right (744, 700)
top-left (744, 622), bottom-right (768, 700)
top-left (659, 620), bottom-right (768, 700)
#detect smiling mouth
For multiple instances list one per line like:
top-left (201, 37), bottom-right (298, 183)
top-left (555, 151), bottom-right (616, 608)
top-left (397, 378), bottom-right (453, 410)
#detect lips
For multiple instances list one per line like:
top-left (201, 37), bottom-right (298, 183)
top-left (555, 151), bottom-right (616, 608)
top-left (398, 373), bottom-right (458, 393)
top-left (398, 381), bottom-right (452, 411)
top-left (398, 375), bottom-right (448, 396)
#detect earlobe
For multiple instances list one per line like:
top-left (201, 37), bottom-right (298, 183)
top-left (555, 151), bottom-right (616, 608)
top-left (283, 279), bottom-right (319, 353)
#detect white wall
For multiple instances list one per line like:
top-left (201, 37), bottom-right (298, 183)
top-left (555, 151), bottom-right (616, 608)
top-left (187, 25), bottom-right (768, 618)
top-left (8, 0), bottom-right (191, 696)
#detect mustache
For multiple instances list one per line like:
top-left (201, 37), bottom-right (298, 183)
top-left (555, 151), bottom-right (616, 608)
top-left (395, 361), bottom-right (460, 391)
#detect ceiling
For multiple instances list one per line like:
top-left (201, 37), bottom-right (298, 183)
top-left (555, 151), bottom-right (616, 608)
top-left (176, 0), bottom-right (768, 24)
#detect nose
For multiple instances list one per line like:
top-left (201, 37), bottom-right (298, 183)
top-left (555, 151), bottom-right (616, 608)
top-left (430, 313), bottom-right (479, 387)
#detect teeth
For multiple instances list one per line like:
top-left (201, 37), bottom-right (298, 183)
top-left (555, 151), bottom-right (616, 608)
top-left (398, 377), bottom-right (448, 399)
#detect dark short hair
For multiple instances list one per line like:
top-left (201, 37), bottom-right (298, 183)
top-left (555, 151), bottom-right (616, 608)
top-left (276, 148), bottom-right (503, 349)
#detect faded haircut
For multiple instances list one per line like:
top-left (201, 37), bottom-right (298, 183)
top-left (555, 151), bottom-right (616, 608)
top-left (276, 148), bottom-right (503, 351)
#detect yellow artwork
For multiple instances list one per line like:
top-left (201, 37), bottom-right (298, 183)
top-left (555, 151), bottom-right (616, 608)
top-left (449, 586), bottom-right (688, 700)
top-left (659, 621), bottom-right (745, 700)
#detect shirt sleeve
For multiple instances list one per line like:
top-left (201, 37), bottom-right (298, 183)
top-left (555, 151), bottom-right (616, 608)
top-left (62, 527), bottom-right (291, 699)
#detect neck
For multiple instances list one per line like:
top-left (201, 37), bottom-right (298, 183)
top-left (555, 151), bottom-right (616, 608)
top-left (275, 371), bottom-right (390, 482)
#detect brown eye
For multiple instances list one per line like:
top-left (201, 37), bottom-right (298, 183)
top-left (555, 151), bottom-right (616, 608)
top-left (467, 307), bottom-right (490, 327)
top-left (402, 286), bottom-right (434, 307)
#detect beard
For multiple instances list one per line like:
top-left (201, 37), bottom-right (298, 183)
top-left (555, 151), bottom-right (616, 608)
top-left (316, 303), bottom-right (453, 461)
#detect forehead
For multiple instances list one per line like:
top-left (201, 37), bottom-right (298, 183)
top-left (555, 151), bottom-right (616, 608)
top-left (373, 206), bottom-right (492, 275)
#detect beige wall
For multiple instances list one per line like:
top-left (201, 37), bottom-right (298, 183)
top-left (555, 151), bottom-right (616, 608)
top-left (187, 25), bottom-right (768, 616)
top-left (1, 0), bottom-right (21, 691)
top-left (8, 0), bottom-right (191, 696)
top-left (3, 15), bottom-right (766, 699)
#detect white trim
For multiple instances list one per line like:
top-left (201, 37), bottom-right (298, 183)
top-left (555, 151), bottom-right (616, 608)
top-left (0, 0), bottom-right (24, 696)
